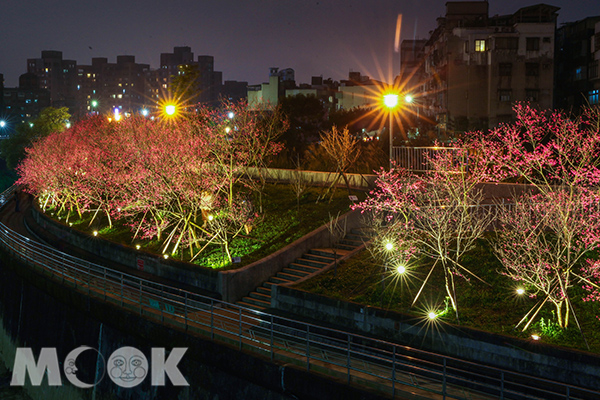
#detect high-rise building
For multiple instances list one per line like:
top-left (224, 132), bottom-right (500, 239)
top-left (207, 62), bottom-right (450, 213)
top-left (159, 47), bottom-right (223, 106)
top-left (75, 56), bottom-right (151, 118)
top-left (27, 51), bottom-right (77, 114)
top-left (420, 2), bottom-right (559, 135)
top-left (2, 73), bottom-right (51, 127)
top-left (555, 16), bottom-right (600, 111)
top-left (592, 21), bottom-right (600, 106)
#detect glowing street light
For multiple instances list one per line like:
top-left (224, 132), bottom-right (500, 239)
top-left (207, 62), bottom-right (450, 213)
top-left (0, 120), bottom-right (6, 128)
top-left (383, 93), bottom-right (399, 169)
top-left (516, 288), bottom-right (525, 295)
top-left (385, 241), bottom-right (394, 251)
top-left (428, 311), bottom-right (437, 320)
top-left (404, 94), bottom-right (414, 104)
top-left (165, 104), bottom-right (177, 116)
top-left (396, 265), bottom-right (406, 274)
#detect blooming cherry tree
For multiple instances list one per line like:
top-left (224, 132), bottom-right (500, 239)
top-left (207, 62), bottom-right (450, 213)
top-left (466, 104), bottom-right (600, 330)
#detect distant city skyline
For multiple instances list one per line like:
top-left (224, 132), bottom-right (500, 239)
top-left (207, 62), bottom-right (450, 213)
top-left (2, 0), bottom-right (600, 88)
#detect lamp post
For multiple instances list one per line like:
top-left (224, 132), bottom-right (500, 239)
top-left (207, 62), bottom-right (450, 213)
top-left (383, 94), bottom-right (399, 169)
top-left (165, 104), bottom-right (177, 116)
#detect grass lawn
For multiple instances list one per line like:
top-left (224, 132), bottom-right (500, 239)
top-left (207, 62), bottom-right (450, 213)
top-left (44, 183), bottom-right (366, 270)
top-left (296, 236), bottom-right (600, 354)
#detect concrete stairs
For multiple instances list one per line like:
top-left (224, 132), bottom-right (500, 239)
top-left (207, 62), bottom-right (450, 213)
top-left (237, 228), bottom-right (372, 311)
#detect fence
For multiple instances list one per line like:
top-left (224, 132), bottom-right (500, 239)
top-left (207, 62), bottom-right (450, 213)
top-left (392, 146), bottom-right (470, 172)
top-left (0, 186), bottom-right (596, 400)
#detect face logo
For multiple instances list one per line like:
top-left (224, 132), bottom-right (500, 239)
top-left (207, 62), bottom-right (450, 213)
top-left (62, 346), bottom-right (104, 389)
top-left (107, 347), bottom-right (148, 388)
top-left (64, 358), bottom-right (77, 375)
top-left (11, 346), bottom-right (188, 388)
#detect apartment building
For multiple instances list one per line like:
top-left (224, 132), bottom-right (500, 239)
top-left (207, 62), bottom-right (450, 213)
top-left (420, 2), bottom-right (559, 135)
top-left (75, 56), bottom-right (151, 118)
top-left (555, 16), bottom-right (600, 110)
top-left (27, 51), bottom-right (77, 113)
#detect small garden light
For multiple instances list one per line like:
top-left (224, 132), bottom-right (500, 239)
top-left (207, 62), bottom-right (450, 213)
top-left (385, 242), bottom-right (394, 251)
top-left (93, 230), bottom-right (98, 237)
top-left (428, 312), bottom-right (437, 320)
top-left (531, 334), bottom-right (540, 341)
top-left (136, 244), bottom-right (141, 250)
top-left (163, 254), bottom-right (169, 259)
top-left (396, 265), bottom-right (406, 274)
top-left (516, 288), bottom-right (525, 295)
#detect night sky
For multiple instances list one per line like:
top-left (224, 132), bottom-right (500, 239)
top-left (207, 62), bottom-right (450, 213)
top-left (2, 0), bottom-right (600, 88)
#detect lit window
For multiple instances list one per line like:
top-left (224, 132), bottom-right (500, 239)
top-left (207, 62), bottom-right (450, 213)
top-left (590, 90), bottom-right (599, 105)
top-left (475, 40), bottom-right (486, 52)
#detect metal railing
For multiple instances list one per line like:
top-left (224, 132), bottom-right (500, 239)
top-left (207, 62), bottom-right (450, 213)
top-left (393, 146), bottom-right (469, 172)
top-left (0, 186), bottom-right (597, 400)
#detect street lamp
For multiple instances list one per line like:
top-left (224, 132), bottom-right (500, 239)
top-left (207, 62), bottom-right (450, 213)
top-left (383, 94), bottom-right (399, 169)
top-left (165, 104), bottom-right (177, 116)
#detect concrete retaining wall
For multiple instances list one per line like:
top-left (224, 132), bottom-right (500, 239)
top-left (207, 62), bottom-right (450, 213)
top-left (246, 167), bottom-right (377, 189)
top-left (30, 206), bottom-right (221, 295)
top-left (30, 205), bottom-right (364, 303)
top-left (219, 209), bottom-right (364, 302)
top-left (271, 285), bottom-right (600, 390)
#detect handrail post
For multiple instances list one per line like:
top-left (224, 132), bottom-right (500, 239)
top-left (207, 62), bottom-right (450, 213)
top-left (347, 334), bottom-right (351, 384)
top-left (184, 292), bottom-right (188, 331)
top-left (238, 308), bottom-right (242, 350)
top-left (270, 314), bottom-right (274, 361)
top-left (442, 357), bottom-right (447, 399)
top-left (306, 325), bottom-right (310, 371)
top-left (210, 300), bottom-right (214, 339)
top-left (392, 346), bottom-right (396, 398)
top-left (139, 279), bottom-right (143, 315)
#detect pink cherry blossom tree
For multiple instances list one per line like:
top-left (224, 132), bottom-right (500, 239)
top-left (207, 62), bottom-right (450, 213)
top-left (355, 148), bottom-right (494, 321)
top-left (466, 104), bottom-right (600, 330)
top-left (18, 100), bottom-right (286, 264)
